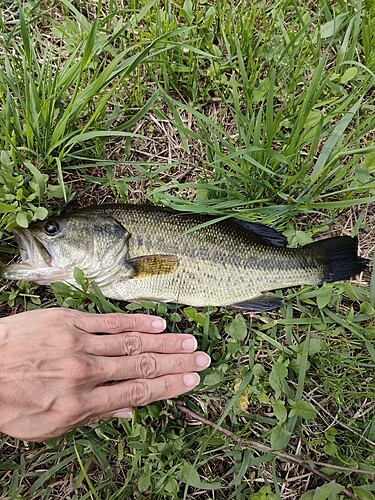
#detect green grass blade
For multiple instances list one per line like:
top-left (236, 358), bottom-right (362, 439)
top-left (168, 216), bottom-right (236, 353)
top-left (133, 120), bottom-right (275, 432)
top-left (310, 99), bottom-right (362, 181)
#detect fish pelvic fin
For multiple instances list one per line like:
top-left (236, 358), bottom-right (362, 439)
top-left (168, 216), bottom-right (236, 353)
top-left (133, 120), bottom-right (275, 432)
top-left (230, 293), bottom-right (284, 311)
top-left (307, 236), bottom-right (369, 283)
top-left (127, 254), bottom-right (179, 278)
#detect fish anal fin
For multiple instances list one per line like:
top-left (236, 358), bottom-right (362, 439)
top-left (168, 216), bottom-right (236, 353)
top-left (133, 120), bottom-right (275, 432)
top-left (128, 255), bottom-right (179, 278)
top-left (230, 293), bottom-right (284, 311)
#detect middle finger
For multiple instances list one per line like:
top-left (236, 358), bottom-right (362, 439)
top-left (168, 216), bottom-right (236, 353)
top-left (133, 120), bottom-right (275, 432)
top-left (85, 331), bottom-right (198, 356)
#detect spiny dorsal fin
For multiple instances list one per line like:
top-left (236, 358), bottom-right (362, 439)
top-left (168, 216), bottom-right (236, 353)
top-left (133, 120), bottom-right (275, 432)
top-left (127, 255), bottom-right (179, 278)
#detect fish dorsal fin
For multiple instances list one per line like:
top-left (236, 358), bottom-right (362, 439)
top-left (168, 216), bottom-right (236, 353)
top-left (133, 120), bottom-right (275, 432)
top-left (230, 219), bottom-right (286, 247)
top-left (127, 255), bottom-right (179, 278)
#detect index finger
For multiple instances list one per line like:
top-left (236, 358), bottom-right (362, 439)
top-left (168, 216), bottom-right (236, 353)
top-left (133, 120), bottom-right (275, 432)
top-left (61, 309), bottom-right (167, 334)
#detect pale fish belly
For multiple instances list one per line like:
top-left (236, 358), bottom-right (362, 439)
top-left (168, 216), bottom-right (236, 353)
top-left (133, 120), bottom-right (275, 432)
top-left (100, 258), bottom-right (257, 306)
top-left (99, 253), bottom-right (321, 307)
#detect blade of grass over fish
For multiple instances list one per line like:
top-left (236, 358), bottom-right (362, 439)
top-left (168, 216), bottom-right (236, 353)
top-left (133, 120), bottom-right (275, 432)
top-left (183, 215), bottom-right (231, 234)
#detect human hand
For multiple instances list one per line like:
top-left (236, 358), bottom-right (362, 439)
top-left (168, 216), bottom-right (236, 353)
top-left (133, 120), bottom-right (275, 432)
top-left (0, 307), bottom-right (210, 441)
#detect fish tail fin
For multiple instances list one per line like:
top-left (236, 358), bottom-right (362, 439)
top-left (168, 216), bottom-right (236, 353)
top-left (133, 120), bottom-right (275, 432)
top-left (307, 236), bottom-right (369, 283)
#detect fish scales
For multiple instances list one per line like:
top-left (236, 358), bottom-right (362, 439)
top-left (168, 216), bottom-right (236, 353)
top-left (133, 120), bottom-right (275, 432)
top-left (87, 205), bottom-right (331, 306)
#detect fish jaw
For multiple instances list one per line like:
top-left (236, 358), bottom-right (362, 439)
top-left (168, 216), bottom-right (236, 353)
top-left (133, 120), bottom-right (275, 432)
top-left (14, 228), bottom-right (52, 267)
top-left (0, 262), bottom-right (74, 284)
top-left (0, 228), bottom-right (73, 285)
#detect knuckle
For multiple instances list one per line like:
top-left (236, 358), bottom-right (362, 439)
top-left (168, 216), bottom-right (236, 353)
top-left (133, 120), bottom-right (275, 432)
top-left (130, 381), bottom-right (150, 406)
top-left (161, 335), bottom-right (175, 352)
top-left (122, 314), bottom-right (143, 332)
top-left (162, 376), bottom-right (174, 398)
top-left (138, 353), bottom-right (157, 378)
top-left (54, 308), bottom-right (81, 328)
top-left (53, 394), bottom-right (88, 424)
top-left (62, 330), bottom-right (84, 352)
top-left (172, 355), bottom-right (185, 372)
top-left (161, 336), bottom-right (169, 352)
top-left (103, 314), bottom-right (124, 333)
top-left (121, 334), bottom-right (142, 355)
top-left (66, 355), bottom-right (93, 380)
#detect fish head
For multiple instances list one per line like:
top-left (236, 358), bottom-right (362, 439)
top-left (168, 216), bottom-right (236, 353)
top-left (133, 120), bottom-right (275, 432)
top-left (1, 212), bottom-right (131, 285)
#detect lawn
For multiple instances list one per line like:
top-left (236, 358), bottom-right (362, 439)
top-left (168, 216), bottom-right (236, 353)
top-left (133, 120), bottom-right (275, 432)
top-left (0, 0), bottom-right (374, 498)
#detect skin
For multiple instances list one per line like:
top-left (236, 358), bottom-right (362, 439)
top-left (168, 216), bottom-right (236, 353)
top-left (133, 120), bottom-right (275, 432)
top-left (0, 308), bottom-right (211, 442)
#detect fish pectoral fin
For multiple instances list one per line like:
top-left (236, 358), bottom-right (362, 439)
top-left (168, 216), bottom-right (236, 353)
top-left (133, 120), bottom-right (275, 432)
top-left (230, 293), bottom-right (284, 311)
top-left (127, 254), bottom-right (179, 278)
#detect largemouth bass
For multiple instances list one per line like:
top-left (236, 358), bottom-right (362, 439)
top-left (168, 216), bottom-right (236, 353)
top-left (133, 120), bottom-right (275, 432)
top-left (0, 204), bottom-right (369, 311)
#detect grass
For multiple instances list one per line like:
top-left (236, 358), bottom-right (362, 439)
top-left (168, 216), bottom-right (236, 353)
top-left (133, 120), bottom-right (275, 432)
top-left (0, 0), bottom-right (374, 497)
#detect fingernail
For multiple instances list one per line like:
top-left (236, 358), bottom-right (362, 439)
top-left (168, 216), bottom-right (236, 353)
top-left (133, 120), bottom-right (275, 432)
top-left (183, 372), bottom-right (200, 387)
top-left (113, 410), bottom-right (133, 419)
top-left (182, 337), bottom-right (197, 351)
top-left (195, 353), bottom-right (211, 368)
top-left (151, 318), bottom-right (166, 330)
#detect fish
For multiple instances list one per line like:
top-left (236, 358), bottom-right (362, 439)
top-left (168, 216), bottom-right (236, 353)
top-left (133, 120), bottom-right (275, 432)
top-left (0, 204), bottom-right (369, 311)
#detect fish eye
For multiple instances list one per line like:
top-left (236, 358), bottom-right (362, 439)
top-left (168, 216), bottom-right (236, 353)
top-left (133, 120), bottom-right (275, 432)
top-left (44, 221), bottom-right (60, 236)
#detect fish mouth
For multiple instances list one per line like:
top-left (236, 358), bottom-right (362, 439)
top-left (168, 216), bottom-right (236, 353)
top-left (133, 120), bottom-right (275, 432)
top-left (0, 229), bottom-right (58, 283)
top-left (14, 228), bottom-right (53, 268)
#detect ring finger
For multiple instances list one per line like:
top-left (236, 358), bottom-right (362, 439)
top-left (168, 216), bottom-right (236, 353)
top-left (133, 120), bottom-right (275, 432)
top-left (95, 351), bottom-right (211, 383)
